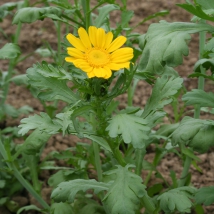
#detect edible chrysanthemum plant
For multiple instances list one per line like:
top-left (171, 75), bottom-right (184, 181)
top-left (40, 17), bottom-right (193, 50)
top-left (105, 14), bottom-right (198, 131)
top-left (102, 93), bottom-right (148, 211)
top-left (15, 0), bottom-right (214, 213)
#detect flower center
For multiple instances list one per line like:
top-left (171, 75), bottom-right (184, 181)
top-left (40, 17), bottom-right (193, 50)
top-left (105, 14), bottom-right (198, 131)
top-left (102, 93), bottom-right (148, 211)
top-left (86, 48), bottom-right (110, 67)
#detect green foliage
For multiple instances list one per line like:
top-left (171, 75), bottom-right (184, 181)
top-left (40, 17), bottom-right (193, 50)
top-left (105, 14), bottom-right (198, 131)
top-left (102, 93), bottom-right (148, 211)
top-left (17, 205), bottom-right (43, 214)
top-left (0, 104), bottom-right (33, 120)
top-left (106, 113), bottom-right (150, 148)
top-left (103, 165), bottom-right (146, 214)
top-left (171, 117), bottom-right (214, 153)
top-left (94, 4), bottom-right (120, 27)
top-left (142, 75), bottom-right (183, 118)
top-left (0, 43), bottom-right (20, 59)
top-left (18, 129), bottom-right (50, 155)
top-left (157, 187), bottom-right (196, 213)
top-left (193, 59), bottom-right (214, 73)
top-left (177, 0), bottom-right (214, 21)
top-left (18, 112), bottom-right (61, 135)
top-left (51, 202), bottom-right (74, 214)
top-left (195, 186), bottom-right (214, 206)
top-left (51, 179), bottom-right (110, 202)
top-left (27, 63), bottom-right (78, 103)
top-left (0, 1), bottom-right (24, 21)
top-left (183, 89), bottom-right (214, 107)
top-left (138, 21), bottom-right (214, 74)
top-left (13, 7), bottom-right (62, 24)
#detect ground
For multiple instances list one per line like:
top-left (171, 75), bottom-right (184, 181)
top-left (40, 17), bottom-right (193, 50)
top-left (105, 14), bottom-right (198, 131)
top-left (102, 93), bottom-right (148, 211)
top-left (0, 0), bottom-right (214, 213)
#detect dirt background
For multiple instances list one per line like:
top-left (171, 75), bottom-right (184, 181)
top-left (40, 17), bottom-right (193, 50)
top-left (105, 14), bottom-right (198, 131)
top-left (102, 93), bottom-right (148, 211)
top-left (0, 0), bottom-right (214, 213)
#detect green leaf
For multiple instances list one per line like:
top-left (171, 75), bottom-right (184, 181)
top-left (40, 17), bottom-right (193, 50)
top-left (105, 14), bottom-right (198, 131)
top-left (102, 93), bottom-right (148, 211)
top-left (103, 165), bottom-right (146, 214)
top-left (177, 3), bottom-right (214, 21)
top-left (0, 180), bottom-right (6, 188)
top-left (10, 74), bottom-right (29, 86)
top-left (51, 179), bottom-right (109, 202)
top-left (1, 104), bottom-right (33, 118)
top-left (17, 205), bottom-right (43, 214)
top-left (194, 59), bottom-right (214, 73)
top-left (35, 47), bottom-right (55, 57)
top-left (51, 202), bottom-right (74, 214)
top-left (196, 0), bottom-right (214, 10)
top-left (142, 75), bottom-right (183, 118)
top-left (171, 116), bottom-right (214, 153)
top-left (83, 134), bottom-right (111, 152)
top-left (48, 169), bottom-right (86, 188)
top-left (106, 113), bottom-right (150, 148)
top-left (18, 112), bottom-right (61, 135)
top-left (12, 7), bottom-right (62, 24)
top-left (0, 43), bottom-right (20, 59)
top-left (182, 89), bottom-right (214, 108)
top-left (0, 2), bottom-right (24, 21)
top-left (94, 4), bottom-right (120, 27)
top-left (120, 10), bottom-right (134, 27)
top-left (195, 186), bottom-right (214, 206)
top-left (138, 21), bottom-right (214, 74)
top-left (55, 111), bottom-right (74, 135)
top-left (27, 63), bottom-right (77, 103)
top-left (19, 129), bottom-right (50, 155)
top-left (157, 186), bottom-right (196, 213)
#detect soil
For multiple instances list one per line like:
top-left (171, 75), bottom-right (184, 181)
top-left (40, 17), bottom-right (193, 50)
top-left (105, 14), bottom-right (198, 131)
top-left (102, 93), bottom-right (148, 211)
top-left (0, 0), bottom-right (214, 213)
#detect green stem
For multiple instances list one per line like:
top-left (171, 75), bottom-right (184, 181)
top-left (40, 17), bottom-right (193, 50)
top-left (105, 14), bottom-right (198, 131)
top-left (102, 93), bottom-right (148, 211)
top-left (178, 154), bottom-right (192, 187)
top-left (128, 84), bottom-right (133, 106)
top-left (0, 140), bottom-right (50, 210)
top-left (57, 21), bottom-right (61, 64)
top-left (180, 19), bottom-right (206, 187)
top-left (93, 142), bottom-right (103, 181)
top-left (135, 149), bottom-right (146, 176)
top-left (142, 195), bottom-right (156, 214)
top-left (194, 20), bottom-right (206, 118)
top-left (90, 113), bottom-right (103, 181)
top-left (82, 0), bottom-right (90, 30)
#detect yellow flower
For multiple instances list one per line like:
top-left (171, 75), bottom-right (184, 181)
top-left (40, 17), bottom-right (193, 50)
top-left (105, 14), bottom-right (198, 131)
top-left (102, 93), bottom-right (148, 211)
top-left (65, 26), bottom-right (133, 79)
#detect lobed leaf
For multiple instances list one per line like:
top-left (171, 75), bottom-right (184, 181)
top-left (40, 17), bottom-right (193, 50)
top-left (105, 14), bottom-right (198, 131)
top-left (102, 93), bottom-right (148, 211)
top-left (106, 113), bottom-right (150, 148)
top-left (94, 4), bottom-right (120, 27)
top-left (193, 59), bottom-right (214, 73)
top-left (51, 179), bottom-right (110, 203)
top-left (103, 165), bottom-right (146, 214)
top-left (157, 186), bottom-right (196, 213)
top-left (18, 112), bottom-right (61, 135)
top-left (12, 7), bottom-right (62, 24)
top-left (182, 89), bottom-right (214, 108)
top-left (138, 21), bottom-right (214, 74)
top-left (171, 116), bottom-right (214, 153)
top-left (50, 202), bottom-right (74, 214)
top-left (27, 63), bottom-right (78, 103)
top-left (142, 75), bottom-right (183, 118)
top-left (195, 186), bottom-right (214, 206)
top-left (0, 43), bottom-right (20, 59)
top-left (19, 129), bottom-right (50, 155)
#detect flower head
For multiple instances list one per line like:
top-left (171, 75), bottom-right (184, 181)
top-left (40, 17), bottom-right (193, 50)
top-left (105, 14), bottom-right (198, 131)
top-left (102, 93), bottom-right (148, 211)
top-left (65, 26), bottom-right (133, 79)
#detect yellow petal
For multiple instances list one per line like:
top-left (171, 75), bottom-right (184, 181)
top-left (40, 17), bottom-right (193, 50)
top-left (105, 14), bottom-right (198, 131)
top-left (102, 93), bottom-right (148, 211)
top-left (107, 62), bottom-right (130, 70)
top-left (111, 47), bottom-right (133, 63)
top-left (87, 71), bottom-right (96, 78)
top-left (104, 32), bottom-right (113, 49)
top-left (93, 67), bottom-right (106, 78)
top-left (67, 48), bottom-right (85, 59)
top-left (66, 34), bottom-right (86, 52)
top-left (78, 27), bottom-right (92, 49)
top-left (96, 28), bottom-right (105, 48)
top-left (79, 63), bottom-right (93, 73)
top-left (65, 57), bottom-right (76, 63)
top-left (73, 59), bottom-right (87, 67)
top-left (89, 26), bottom-right (97, 47)
top-left (107, 36), bottom-right (127, 53)
top-left (103, 66), bottom-right (112, 79)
